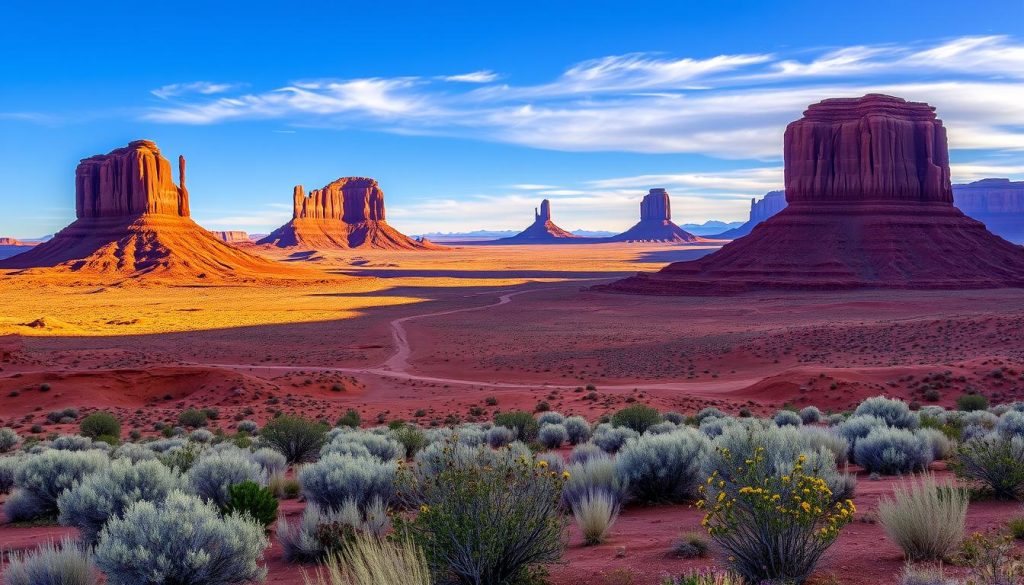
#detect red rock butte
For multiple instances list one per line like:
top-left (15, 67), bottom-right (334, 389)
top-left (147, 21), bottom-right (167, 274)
top-left (497, 199), bottom-right (580, 243)
top-left (258, 177), bottom-right (443, 250)
top-left (600, 94), bottom-right (1024, 294)
top-left (0, 140), bottom-right (297, 280)
top-left (606, 189), bottom-right (700, 243)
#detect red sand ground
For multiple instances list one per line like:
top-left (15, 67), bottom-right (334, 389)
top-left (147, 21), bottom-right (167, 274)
top-left (1, 243), bottom-right (1023, 583)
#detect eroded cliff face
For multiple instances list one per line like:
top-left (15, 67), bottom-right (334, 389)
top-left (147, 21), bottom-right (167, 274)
top-left (501, 199), bottom-right (579, 242)
top-left (75, 140), bottom-right (190, 218)
top-left (292, 177), bottom-right (385, 222)
top-left (261, 177), bottom-right (442, 250)
top-left (1, 140), bottom-right (293, 280)
top-left (953, 179), bottom-right (1024, 244)
top-left (600, 94), bottom-right (1024, 294)
top-left (784, 94), bottom-right (952, 205)
top-left (640, 189), bottom-right (671, 221)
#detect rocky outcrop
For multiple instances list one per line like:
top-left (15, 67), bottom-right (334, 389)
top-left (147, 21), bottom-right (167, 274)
top-left (953, 179), bottom-right (1024, 243)
top-left (711, 190), bottom-right (787, 239)
top-left (606, 189), bottom-right (700, 243)
top-left (260, 177), bottom-right (443, 250)
top-left (0, 141), bottom-right (301, 280)
top-left (600, 95), bottom-right (1024, 294)
top-left (210, 230), bottom-right (250, 244)
top-left (76, 140), bottom-right (190, 218)
top-left (785, 94), bottom-right (951, 204)
top-left (496, 199), bottom-right (580, 243)
top-left (0, 237), bottom-right (26, 246)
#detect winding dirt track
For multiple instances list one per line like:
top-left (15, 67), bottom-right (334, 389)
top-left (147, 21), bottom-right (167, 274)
top-left (197, 285), bottom-right (765, 395)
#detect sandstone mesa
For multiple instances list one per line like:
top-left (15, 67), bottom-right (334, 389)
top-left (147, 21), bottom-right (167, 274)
top-left (601, 94), bottom-right (1024, 294)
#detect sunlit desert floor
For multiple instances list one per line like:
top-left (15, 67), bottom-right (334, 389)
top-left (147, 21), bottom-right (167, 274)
top-left (2, 241), bottom-right (1023, 584)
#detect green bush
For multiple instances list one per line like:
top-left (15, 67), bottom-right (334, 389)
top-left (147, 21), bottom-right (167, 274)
top-left (950, 433), bottom-right (1024, 499)
top-left (395, 443), bottom-right (566, 584)
top-left (611, 403), bottom-right (662, 433)
top-left (260, 415), bottom-right (328, 464)
top-left (957, 393), bottom-right (989, 412)
top-left (390, 424), bottom-right (428, 458)
top-left (177, 408), bottom-right (208, 428)
top-left (337, 409), bottom-right (361, 428)
top-left (493, 410), bottom-right (539, 442)
top-left (79, 412), bottom-right (121, 440)
top-left (2, 538), bottom-right (97, 585)
top-left (699, 448), bottom-right (856, 584)
top-left (223, 480), bottom-right (279, 529)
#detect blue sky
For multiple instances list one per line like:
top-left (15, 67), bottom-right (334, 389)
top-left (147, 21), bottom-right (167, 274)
top-left (1, 0), bottom-right (1023, 238)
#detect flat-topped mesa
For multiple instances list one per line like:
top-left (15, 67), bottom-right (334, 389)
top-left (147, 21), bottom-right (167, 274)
top-left (261, 176), bottom-right (442, 250)
top-left (709, 190), bottom-right (787, 239)
top-left (599, 95), bottom-right (1024, 294)
top-left (784, 94), bottom-right (952, 204)
top-left (292, 177), bottom-right (385, 222)
top-left (210, 230), bottom-right (250, 244)
top-left (640, 189), bottom-right (671, 221)
top-left (75, 140), bottom-right (190, 218)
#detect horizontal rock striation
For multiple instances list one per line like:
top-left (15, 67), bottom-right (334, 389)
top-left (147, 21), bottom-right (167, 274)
top-left (600, 95), bottom-right (1024, 294)
top-left (209, 230), bottom-right (251, 244)
top-left (76, 140), bottom-right (190, 218)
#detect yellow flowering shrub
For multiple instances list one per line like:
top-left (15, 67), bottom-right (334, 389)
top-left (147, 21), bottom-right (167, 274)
top-left (697, 446), bottom-right (855, 584)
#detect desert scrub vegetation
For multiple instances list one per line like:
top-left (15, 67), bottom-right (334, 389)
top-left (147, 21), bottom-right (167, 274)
top-left (614, 428), bottom-right (709, 504)
top-left (188, 447), bottom-right (267, 508)
top-left (538, 423), bottom-right (568, 449)
top-left (492, 410), bottom-right (540, 442)
top-left (95, 490), bottom-right (269, 585)
top-left (611, 403), bottom-right (663, 433)
top-left (260, 414), bottom-right (329, 463)
top-left (394, 441), bottom-right (567, 585)
top-left (79, 411), bottom-right (121, 441)
top-left (563, 452), bottom-right (627, 510)
top-left (0, 426), bottom-right (20, 452)
top-left (57, 457), bottom-right (185, 544)
top-left (853, 427), bottom-right (933, 475)
top-left (322, 429), bottom-right (404, 461)
top-left (563, 415), bottom-right (592, 444)
top-left (223, 479), bottom-right (279, 528)
top-left (2, 538), bottom-right (98, 585)
top-left (303, 533), bottom-right (431, 585)
top-left (5, 448), bottom-right (109, 521)
top-left (592, 423), bottom-right (640, 453)
top-left (877, 474), bottom-right (969, 561)
top-left (299, 453), bottom-right (397, 510)
top-left (572, 489), bottom-right (620, 545)
top-left (951, 432), bottom-right (1024, 499)
top-left (698, 447), bottom-right (856, 584)
top-left (661, 570), bottom-right (744, 585)
top-left (854, 395), bottom-right (920, 429)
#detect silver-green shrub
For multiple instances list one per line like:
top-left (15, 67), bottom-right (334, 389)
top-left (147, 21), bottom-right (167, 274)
top-left (94, 491), bottom-right (268, 585)
top-left (592, 424), bottom-right (638, 453)
top-left (0, 456), bottom-right (19, 494)
top-left (563, 416), bottom-right (591, 445)
top-left (58, 458), bottom-right (184, 544)
top-left (563, 452), bottom-right (626, 508)
top-left (997, 410), bottom-right (1024, 437)
top-left (537, 412), bottom-right (564, 426)
top-left (616, 429), bottom-right (709, 504)
top-left (252, 447), bottom-right (287, 476)
top-left (188, 448), bottom-right (266, 508)
top-left (799, 406), bottom-right (823, 424)
top-left (299, 453), bottom-right (397, 510)
top-left (853, 396), bottom-right (919, 429)
top-left (538, 424), bottom-right (567, 449)
top-left (486, 426), bottom-right (516, 448)
top-left (853, 427), bottom-right (932, 475)
top-left (6, 449), bottom-right (109, 520)
top-left (322, 430), bottom-right (404, 461)
top-left (774, 410), bottom-right (803, 427)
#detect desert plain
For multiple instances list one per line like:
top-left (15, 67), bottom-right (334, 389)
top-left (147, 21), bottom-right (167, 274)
top-left (2, 240), bottom-right (1023, 584)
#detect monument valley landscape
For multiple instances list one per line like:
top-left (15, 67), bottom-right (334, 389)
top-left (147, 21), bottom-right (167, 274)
top-left (2, 3), bottom-right (1024, 585)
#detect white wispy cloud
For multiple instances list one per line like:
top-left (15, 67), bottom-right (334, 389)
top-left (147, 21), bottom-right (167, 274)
top-left (151, 81), bottom-right (247, 100)
top-left (142, 36), bottom-right (1024, 164)
top-left (441, 70), bottom-right (500, 83)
